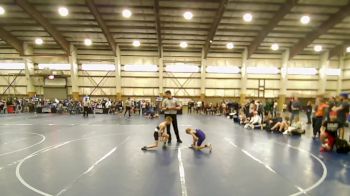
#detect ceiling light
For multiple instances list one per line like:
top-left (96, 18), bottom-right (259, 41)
top-left (243, 13), bottom-right (253, 22)
top-left (82, 64), bottom-right (115, 71)
top-left (84, 38), bottom-right (92, 46)
top-left (122, 9), bottom-right (132, 18)
top-left (326, 68), bottom-right (341, 76)
top-left (287, 67), bottom-right (317, 75)
top-left (48, 75), bottom-right (55, 80)
top-left (0, 63), bottom-right (25, 70)
top-left (35, 38), bottom-right (43, 45)
top-left (180, 41), bottom-right (188, 48)
top-left (271, 43), bottom-right (279, 51)
top-left (132, 40), bottom-right (141, 47)
top-left (300, 15), bottom-right (310, 25)
top-left (165, 63), bottom-right (199, 73)
top-left (206, 66), bottom-right (240, 74)
top-left (124, 64), bottom-right (158, 72)
top-left (226, 42), bottom-right (234, 49)
top-left (58, 7), bottom-right (69, 17)
top-left (183, 11), bottom-right (193, 20)
top-left (0, 6), bottom-right (5, 15)
top-left (246, 67), bottom-right (280, 74)
top-left (209, 40), bottom-right (213, 43)
top-left (38, 64), bottom-right (71, 70)
top-left (314, 45), bottom-right (322, 52)
top-left (346, 46), bottom-right (350, 53)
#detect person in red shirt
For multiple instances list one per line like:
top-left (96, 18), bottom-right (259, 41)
top-left (320, 111), bottom-right (344, 152)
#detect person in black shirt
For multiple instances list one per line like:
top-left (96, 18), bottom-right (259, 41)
top-left (305, 101), bottom-right (312, 124)
top-left (290, 97), bottom-right (300, 123)
top-left (320, 111), bottom-right (344, 152)
top-left (334, 94), bottom-right (349, 139)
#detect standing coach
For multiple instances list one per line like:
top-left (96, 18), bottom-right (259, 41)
top-left (162, 90), bottom-right (183, 143)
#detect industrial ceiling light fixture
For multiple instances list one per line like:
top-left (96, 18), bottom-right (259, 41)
top-left (271, 43), bottom-right (279, 51)
top-left (84, 38), bottom-right (92, 46)
top-left (183, 11), bottom-right (193, 20)
top-left (287, 67), bottom-right (318, 75)
top-left (346, 46), bottom-right (350, 53)
top-left (124, 64), bottom-right (158, 72)
top-left (132, 40), bottom-right (141, 47)
top-left (35, 38), bottom-right (43, 45)
top-left (0, 63), bottom-right (25, 70)
top-left (165, 63), bottom-right (199, 73)
top-left (246, 67), bottom-right (280, 74)
top-left (122, 9), bottom-right (132, 18)
top-left (326, 68), bottom-right (341, 76)
top-left (38, 64), bottom-right (71, 70)
top-left (243, 13), bottom-right (253, 22)
top-left (300, 15), bottom-right (311, 24)
top-left (226, 42), bottom-right (234, 49)
top-left (0, 6), bottom-right (5, 15)
top-left (58, 7), bottom-right (69, 17)
top-left (82, 64), bottom-right (115, 71)
top-left (314, 45), bottom-right (322, 52)
top-left (180, 41), bottom-right (188, 48)
top-left (206, 66), bottom-right (240, 74)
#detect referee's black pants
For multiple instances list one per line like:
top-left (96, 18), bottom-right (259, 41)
top-left (164, 114), bottom-right (181, 142)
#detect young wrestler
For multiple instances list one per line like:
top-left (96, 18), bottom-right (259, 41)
top-left (185, 128), bottom-right (212, 152)
top-left (141, 116), bottom-right (172, 150)
top-left (320, 111), bottom-right (344, 152)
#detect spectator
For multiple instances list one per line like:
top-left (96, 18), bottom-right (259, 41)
top-left (320, 111), bottom-right (344, 152)
top-left (290, 97), bottom-right (301, 123)
top-left (313, 98), bottom-right (329, 139)
top-left (333, 94), bottom-right (349, 139)
top-left (124, 97), bottom-right (131, 118)
top-left (271, 116), bottom-right (290, 133)
top-left (244, 111), bottom-right (261, 129)
top-left (305, 101), bottom-right (312, 124)
top-left (283, 116), bottom-right (305, 135)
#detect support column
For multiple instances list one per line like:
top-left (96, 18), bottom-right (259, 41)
top-left (200, 49), bottom-right (206, 101)
top-left (337, 55), bottom-right (344, 94)
top-left (69, 44), bottom-right (79, 100)
top-left (318, 51), bottom-right (329, 96)
top-left (240, 48), bottom-right (248, 105)
top-left (114, 44), bottom-right (122, 100)
top-left (158, 46), bottom-right (164, 97)
top-left (278, 49), bottom-right (289, 111)
top-left (23, 43), bottom-right (35, 97)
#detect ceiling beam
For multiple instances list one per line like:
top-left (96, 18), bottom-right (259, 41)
top-left (154, 0), bottom-right (162, 57)
top-left (203, 0), bottom-right (228, 59)
top-left (247, 0), bottom-right (298, 58)
top-left (15, 0), bottom-right (70, 54)
top-left (0, 27), bottom-right (23, 54)
top-left (289, 2), bottom-right (350, 59)
top-left (329, 41), bottom-right (350, 59)
top-left (86, 0), bottom-right (116, 55)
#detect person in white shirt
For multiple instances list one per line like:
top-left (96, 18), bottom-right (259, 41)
top-left (283, 116), bottom-right (305, 135)
top-left (244, 111), bottom-right (262, 129)
top-left (162, 90), bottom-right (183, 143)
top-left (82, 96), bottom-right (90, 117)
top-left (124, 97), bottom-right (131, 118)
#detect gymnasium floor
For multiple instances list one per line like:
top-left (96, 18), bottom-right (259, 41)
top-left (0, 113), bottom-right (349, 196)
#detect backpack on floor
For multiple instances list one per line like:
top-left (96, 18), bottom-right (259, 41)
top-left (335, 139), bottom-right (350, 154)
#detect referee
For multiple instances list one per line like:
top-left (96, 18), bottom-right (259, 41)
top-left (162, 90), bottom-right (182, 143)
